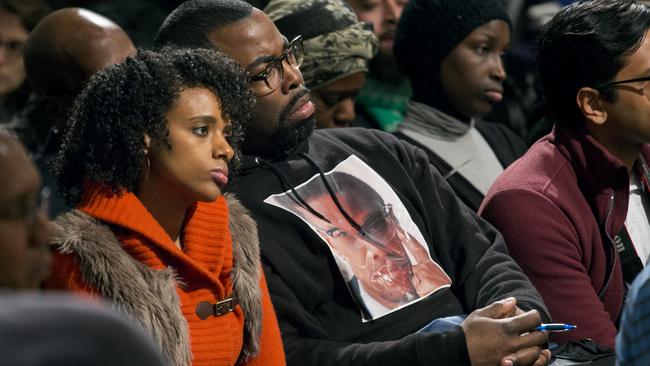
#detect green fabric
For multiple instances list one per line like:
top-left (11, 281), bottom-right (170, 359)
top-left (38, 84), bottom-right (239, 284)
top-left (356, 77), bottom-right (411, 132)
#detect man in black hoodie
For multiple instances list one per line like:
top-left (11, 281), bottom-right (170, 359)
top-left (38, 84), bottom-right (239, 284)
top-left (156, 1), bottom-right (551, 365)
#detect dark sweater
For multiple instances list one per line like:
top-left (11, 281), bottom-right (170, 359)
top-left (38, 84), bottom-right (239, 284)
top-left (234, 127), bottom-right (549, 366)
top-left (395, 121), bottom-right (527, 212)
top-left (480, 126), bottom-right (650, 348)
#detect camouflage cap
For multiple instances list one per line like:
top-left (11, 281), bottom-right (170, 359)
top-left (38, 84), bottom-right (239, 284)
top-left (265, 0), bottom-right (378, 90)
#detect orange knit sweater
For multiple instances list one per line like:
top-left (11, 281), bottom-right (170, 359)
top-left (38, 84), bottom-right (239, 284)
top-left (46, 185), bottom-right (285, 366)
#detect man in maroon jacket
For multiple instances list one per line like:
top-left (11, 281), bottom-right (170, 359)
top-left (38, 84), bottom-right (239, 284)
top-left (480, 0), bottom-right (650, 348)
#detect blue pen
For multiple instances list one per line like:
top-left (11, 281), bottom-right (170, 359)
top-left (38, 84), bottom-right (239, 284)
top-left (535, 323), bottom-right (577, 332)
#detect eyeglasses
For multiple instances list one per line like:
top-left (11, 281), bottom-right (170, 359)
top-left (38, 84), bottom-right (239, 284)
top-left (358, 204), bottom-right (404, 256)
top-left (0, 187), bottom-right (51, 227)
top-left (0, 39), bottom-right (26, 60)
top-left (595, 76), bottom-right (650, 102)
top-left (249, 35), bottom-right (304, 97)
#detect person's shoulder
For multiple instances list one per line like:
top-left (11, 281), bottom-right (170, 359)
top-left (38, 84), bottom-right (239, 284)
top-left (629, 267), bottom-right (650, 305)
top-left (311, 128), bottom-right (415, 159)
top-left (642, 143), bottom-right (650, 162)
top-left (313, 127), bottom-right (401, 144)
top-left (53, 209), bottom-right (107, 241)
top-left (476, 120), bottom-right (518, 134)
top-left (488, 138), bottom-right (571, 194)
top-left (475, 120), bottom-right (526, 148)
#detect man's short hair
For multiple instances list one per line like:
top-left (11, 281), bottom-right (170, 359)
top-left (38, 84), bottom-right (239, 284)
top-left (537, 0), bottom-right (650, 128)
top-left (154, 0), bottom-right (253, 49)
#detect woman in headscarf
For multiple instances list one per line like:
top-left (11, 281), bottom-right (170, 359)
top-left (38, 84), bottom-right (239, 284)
top-left (393, 0), bottom-right (527, 212)
top-left (265, 0), bottom-right (377, 128)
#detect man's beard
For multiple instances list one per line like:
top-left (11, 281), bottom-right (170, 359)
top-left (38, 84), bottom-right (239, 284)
top-left (269, 89), bottom-right (316, 159)
top-left (269, 117), bottom-right (315, 159)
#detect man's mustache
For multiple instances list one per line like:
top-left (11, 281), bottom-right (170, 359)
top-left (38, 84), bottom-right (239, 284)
top-left (279, 87), bottom-right (311, 125)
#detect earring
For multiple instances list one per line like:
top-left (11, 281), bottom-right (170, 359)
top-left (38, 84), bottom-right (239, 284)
top-left (142, 149), bottom-right (150, 180)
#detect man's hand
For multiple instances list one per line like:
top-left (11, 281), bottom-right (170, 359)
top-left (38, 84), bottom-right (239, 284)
top-left (501, 307), bottom-right (551, 366)
top-left (462, 297), bottom-right (549, 366)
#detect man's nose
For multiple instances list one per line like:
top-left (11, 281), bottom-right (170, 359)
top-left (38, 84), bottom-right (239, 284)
top-left (0, 48), bottom-right (7, 66)
top-left (384, 0), bottom-right (402, 22)
top-left (334, 98), bottom-right (356, 127)
top-left (280, 59), bottom-right (304, 94)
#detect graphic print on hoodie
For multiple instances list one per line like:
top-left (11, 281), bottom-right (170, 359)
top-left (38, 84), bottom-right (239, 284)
top-left (265, 155), bottom-right (451, 321)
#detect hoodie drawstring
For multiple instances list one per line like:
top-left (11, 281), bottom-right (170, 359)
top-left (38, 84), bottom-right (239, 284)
top-left (255, 157), bottom-right (331, 223)
top-left (253, 153), bottom-right (368, 237)
top-left (298, 153), bottom-right (366, 235)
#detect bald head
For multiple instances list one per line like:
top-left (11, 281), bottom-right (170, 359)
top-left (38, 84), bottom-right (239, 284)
top-left (23, 8), bottom-right (136, 98)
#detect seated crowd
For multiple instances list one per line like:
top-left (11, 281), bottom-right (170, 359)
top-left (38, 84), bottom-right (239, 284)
top-left (0, 0), bottom-right (649, 365)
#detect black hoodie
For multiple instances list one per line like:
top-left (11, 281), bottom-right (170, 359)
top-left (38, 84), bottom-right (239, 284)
top-left (234, 127), bottom-right (548, 366)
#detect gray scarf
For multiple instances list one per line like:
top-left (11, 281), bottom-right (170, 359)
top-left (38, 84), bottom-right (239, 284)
top-left (401, 101), bottom-right (475, 141)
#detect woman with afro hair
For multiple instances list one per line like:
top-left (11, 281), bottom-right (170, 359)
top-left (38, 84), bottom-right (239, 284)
top-left (45, 48), bottom-right (286, 366)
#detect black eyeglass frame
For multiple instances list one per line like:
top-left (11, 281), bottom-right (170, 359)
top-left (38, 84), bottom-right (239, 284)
top-left (248, 35), bottom-right (304, 97)
top-left (595, 76), bottom-right (650, 90)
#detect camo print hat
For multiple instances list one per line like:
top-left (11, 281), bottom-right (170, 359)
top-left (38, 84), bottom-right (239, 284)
top-left (264, 0), bottom-right (378, 90)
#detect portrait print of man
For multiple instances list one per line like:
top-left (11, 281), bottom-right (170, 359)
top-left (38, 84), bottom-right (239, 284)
top-left (265, 156), bottom-right (451, 320)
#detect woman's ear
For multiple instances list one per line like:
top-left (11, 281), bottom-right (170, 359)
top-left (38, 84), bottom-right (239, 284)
top-left (143, 134), bottom-right (151, 151)
top-left (576, 87), bottom-right (608, 126)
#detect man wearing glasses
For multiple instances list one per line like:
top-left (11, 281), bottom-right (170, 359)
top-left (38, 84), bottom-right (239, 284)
top-left (156, 1), bottom-right (552, 365)
top-left (157, 4), bottom-right (314, 160)
top-left (480, 0), bottom-right (650, 349)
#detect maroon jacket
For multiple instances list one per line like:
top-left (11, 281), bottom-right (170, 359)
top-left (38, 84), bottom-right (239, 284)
top-left (479, 125), bottom-right (650, 348)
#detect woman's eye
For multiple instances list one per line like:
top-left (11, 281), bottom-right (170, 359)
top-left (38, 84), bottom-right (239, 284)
top-left (360, 0), bottom-right (380, 10)
top-left (193, 126), bottom-right (209, 136)
top-left (475, 45), bottom-right (490, 55)
top-left (319, 93), bottom-right (352, 108)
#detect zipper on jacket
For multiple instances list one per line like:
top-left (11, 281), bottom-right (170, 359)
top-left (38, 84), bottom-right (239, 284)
top-left (598, 191), bottom-right (618, 300)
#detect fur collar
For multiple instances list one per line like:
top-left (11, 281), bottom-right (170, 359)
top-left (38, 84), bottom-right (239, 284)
top-left (51, 194), bottom-right (262, 365)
